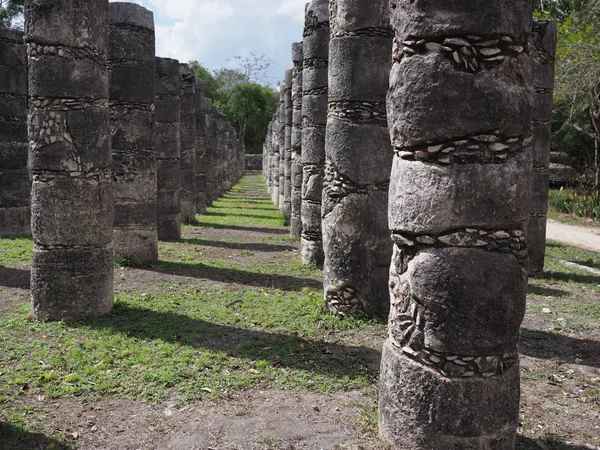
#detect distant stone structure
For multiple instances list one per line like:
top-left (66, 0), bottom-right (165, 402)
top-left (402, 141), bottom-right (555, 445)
top-left (379, 2), bottom-right (534, 448)
top-left (0, 28), bottom-right (30, 238)
top-left (290, 42), bottom-right (304, 240)
top-left (108, 2), bottom-right (158, 263)
top-left (322, 0), bottom-right (393, 318)
top-left (179, 63), bottom-right (197, 223)
top-left (283, 68), bottom-right (293, 223)
top-left (277, 85), bottom-right (286, 213)
top-left (245, 154), bottom-right (262, 171)
top-left (155, 57), bottom-right (181, 240)
top-left (27, 0), bottom-right (114, 318)
top-left (528, 20), bottom-right (557, 276)
top-left (300, 0), bottom-right (329, 266)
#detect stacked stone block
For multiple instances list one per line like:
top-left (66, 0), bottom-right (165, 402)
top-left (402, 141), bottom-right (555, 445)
top-left (271, 112), bottom-right (280, 206)
top-left (155, 57), bottom-right (181, 240)
top-left (283, 69), bottom-right (293, 223)
top-left (194, 86), bottom-right (208, 211)
top-left (179, 63), bottom-right (197, 223)
top-left (322, 0), bottom-right (393, 318)
top-left (379, 1), bottom-right (534, 448)
top-left (0, 28), bottom-right (30, 238)
top-left (26, 0), bottom-right (114, 319)
top-left (300, 0), bottom-right (329, 266)
top-left (290, 43), bottom-right (304, 240)
top-left (108, 2), bottom-right (158, 263)
top-left (528, 20), bottom-right (557, 276)
top-left (277, 85), bottom-right (286, 211)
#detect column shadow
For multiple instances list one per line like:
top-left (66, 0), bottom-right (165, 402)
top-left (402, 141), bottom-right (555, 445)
top-left (520, 328), bottom-right (600, 368)
top-left (175, 238), bottom-right (297, 253)
top-left (186, 221), bottom-right (289, 235)
top-left (0, 422), bottom-right (74, 450)
top-left (0, 267), bottom-right (30, 289)
top-left (517, 435), bottom-right (595, 450)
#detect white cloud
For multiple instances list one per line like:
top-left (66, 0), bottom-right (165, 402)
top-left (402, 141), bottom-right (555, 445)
top-left (112, 0), bottom-right (308, 84)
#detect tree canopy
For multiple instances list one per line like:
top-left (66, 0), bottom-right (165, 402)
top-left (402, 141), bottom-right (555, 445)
top-left (0, 0), bottom-right (23, 29)
top-left (189, 57), bottom-right (279, 154)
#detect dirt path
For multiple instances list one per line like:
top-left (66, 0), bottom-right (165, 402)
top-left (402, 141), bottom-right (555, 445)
top-left (546, 219), bottom-right (600, 252)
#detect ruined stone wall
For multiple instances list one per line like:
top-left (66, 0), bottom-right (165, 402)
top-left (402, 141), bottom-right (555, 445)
top-left (528, 20), bottom-right (557, 276)
top-left (322, 0), bottom-right (393, 318)
top-left (26, 0), bottom-right (114, 319)
top-left (379, 1), bottom-right (534, 448)
top-left (179, 63), bottom-right (197, 223)
top-left (0, 28), bottom-right (30, 238)
top-left (300, 0), bottom-right (329, 266)
top-left (108, 2), bottom-right (157, 263)
top-left (155, 57), bottom-right (181, 240)
top-left (245, 154), bottom-right (262, 171)
top-left (290, 43), bottom-right (304, 240)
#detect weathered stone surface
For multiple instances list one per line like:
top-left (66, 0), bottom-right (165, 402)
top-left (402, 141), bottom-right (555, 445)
top-left (195, 86), bottom-right (210, 211)
top-left (322, 0), bottom-right (393, 317)
top-left (290, 42), bottom-right (304, 240)
top-left (300, 0), bottom-right (329, 266)
top-left (108, 2), bottom-right (158, 263)
top-left (283, 69), bottom-right (293, 223)
top-left (179, 63), bottom-right (196, 223)
top-left (380, 0), bottom-right (534, 446)
top-left (26, 0), bottom-right (114, 319)
top-left (245, 154), bottom-right (262, 171)
top-left (155, 56), bottom-right (181, 240)
top-left (528, 20), bottom-right (557, 276)
top-left (0, 27), bottom-right (30, 237)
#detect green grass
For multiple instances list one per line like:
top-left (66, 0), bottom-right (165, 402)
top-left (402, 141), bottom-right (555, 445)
top-left (0, 174), bottom-right (377, 447)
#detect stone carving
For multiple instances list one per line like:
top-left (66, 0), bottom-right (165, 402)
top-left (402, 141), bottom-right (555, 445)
top-left (300, 0), bottom-right (329, 266)
top-left (155, 56), bottom-right (181, 240)
top-left (379, 1), bottom-right (534, 448)
top-left (108, 2), bottom-right (158, 263)
top-left (528, 20), bottom-right (557, 276)
top-left (0, 28), bottom-right (30, 237)
top-left (322, 0), bottom-right (393, 318)
top-left (26, 0), bottom-right (114, 318)
top-left (179, 63), bottom-right (197, 223)
top-left (290, 42), bottom-right (304, 240)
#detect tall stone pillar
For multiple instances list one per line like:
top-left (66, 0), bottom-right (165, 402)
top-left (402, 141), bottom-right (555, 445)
top-left (528, 20), bottom-right (557, 276)
top-left (0, 28), bottom-right (30, 237)
top-left (108, 2), bottom-right (158, 264)
top-left (26, 0), bottom-right (114, 319)
top-left (277, 85), bottom-right (286, 212)
top-left (271, 111), bottom-right (280, 206)
top-left (194, 81), bottom-right (208, 212)
top-left (290, 42), bottom-right (304, 240)
top-left (379, 2), bottom-right (534, 448)
top-left (179, 63), bottom-right (197, 223)
top-left (155, 57), bottom-right (181, 240)
top-left (265, 121), bottom-right (274, 192)
top-left (300, 0), bottom-right (329, 266)
top-left (283, 69), bottom-right (293, 223)
top-left (322, 0), bottom-right (393, 318)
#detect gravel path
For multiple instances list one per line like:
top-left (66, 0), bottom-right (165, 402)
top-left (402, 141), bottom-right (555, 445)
top-left (546, 219), bottom-right (600, 252)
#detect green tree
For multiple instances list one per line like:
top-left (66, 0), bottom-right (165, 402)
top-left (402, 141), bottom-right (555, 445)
top-left (189, 60), bottom-right (223, 104)
top-left (0, 0), bottom-right (24, 29)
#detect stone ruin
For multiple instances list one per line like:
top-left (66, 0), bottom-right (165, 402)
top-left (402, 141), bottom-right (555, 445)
top-left (322, 0), bottom-right (393, 318)
top-left (290, 42), bottom-right (304, 240)
top-left (3, 0), bottom-right (244, 320)
top-left (0, 27), bottom-right (29, 238)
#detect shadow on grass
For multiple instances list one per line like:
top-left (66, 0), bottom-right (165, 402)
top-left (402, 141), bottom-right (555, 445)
top-left (538, 271), bottom-right (600, 286)
top-left (0, 267), bottom-right (30, 289)
top-left (0, 422), bottom-right (74, 450)
top-left (146, 260), bottom-right (320, 292)
top-left (517, 435), bottom-right (595, 450)
top-left (210, 205), bottom-right (277, 212)
top-left (527, 284), bottom-right (570, 298)
top-left (520, 328), bottom-right (600, 368)
top-left (188, 221), bottom-right (289, 235)
top-left (547, 242), bottom-right (600, 271)
top-left (69, 302), bottom-right (381, 377)
top-left (176, 238), bottom-right (297, 253)
top-left (203, 211), bottom-right (279, 221)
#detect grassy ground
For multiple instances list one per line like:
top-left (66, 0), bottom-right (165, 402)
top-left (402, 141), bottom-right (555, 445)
top-left (1, 174), bottom-right (599, 449)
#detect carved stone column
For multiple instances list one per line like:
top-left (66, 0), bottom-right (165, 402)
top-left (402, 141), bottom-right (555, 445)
top-left (290, 43), bottom-right (304, 240)
top-left (179, 63), bottom-right (197, 223)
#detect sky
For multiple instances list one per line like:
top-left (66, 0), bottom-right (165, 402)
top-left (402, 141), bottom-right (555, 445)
top-left (110, 0), bottom-right (308, 86)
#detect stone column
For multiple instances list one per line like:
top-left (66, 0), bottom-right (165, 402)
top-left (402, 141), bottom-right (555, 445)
top-left (0, 28), bottom-right (30, 238)
top-left (26, 0), bottom-right (114, 319)
top-left (528, 20), bottom-right (557, 276)
top-left (155, 57), bottom-right (181, 240)
top-left (179, 63), bottom-right (197, 223)
top-left (265, 121), bottom-right (273, 192)
top-left (379, 2), bottom-right (534, 448)
top-left (283, 68), bottom-right (293, 223)
top-left (300, 0), bottom-right (329, 266)
top-left (194, 81), bottom-right (208, 212)
top-left (290, 43), bottom-right (304, 240)
top-left (271, 111), bottom-right (280, 206)
top-left (322, 0), bottom-right (393, 318)
top-left (108, 2), bottom-right (157, 264)
top-left (277, 85), bottom-right (286, 211)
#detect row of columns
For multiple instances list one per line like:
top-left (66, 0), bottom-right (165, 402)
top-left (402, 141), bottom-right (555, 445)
top-left (0, 0), bottom-right (245, 319)
top-left (262, 0), bottom-right (556, 448)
